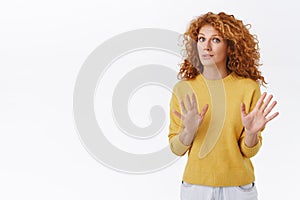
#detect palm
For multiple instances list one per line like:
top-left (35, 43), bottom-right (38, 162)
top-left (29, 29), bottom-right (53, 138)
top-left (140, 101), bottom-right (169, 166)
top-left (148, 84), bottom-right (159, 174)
top-left (242, 107), bottom-right (268, 134)
top-left (241, 92), bottom-right (279, 135)
top-left (173, 93), bottom-right (209, 135)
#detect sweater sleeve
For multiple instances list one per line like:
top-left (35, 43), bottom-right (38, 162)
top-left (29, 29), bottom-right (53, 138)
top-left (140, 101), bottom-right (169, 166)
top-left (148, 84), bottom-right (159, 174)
top-left (239, 131), bottom-right (262, 158)
top-left (168, 85), bottom-right (191, 156)
top-left (239, 82), bottom-right (263, 158)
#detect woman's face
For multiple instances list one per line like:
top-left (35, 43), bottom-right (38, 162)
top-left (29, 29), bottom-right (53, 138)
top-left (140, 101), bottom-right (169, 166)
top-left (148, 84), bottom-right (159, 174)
top-left (197, 25), bottom-right (228, 68)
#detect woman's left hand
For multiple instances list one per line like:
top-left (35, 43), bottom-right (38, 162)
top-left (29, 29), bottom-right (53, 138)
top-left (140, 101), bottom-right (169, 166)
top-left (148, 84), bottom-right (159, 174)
top-left (240, 92), bottom-right (279, 136)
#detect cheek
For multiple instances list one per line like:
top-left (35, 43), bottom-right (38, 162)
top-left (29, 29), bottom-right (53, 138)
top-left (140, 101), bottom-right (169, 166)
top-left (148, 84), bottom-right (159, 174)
top-left (216, 46), bottom-right (228, 58)
top-left (197, 43), bottom-right (204, 53)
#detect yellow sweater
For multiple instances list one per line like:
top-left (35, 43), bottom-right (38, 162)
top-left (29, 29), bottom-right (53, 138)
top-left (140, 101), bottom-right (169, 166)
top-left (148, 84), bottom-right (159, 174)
top-left (168, 72), bottom-right (262, 187)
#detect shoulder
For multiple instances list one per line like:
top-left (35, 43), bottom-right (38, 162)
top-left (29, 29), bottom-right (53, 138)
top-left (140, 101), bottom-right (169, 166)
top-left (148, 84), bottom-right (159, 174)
top-left (232, 73), bottom-right (260, 91)
top-left (173, 74), bottom-right (204, 89)
top-left (172, 75), bottom-right (202, 93)
top-left (231, 73), bottom-right (261, 103)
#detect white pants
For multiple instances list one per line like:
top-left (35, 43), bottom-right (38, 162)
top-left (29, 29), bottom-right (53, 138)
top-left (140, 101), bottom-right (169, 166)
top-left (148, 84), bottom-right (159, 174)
top-left (180, 181), bottom-right (258, 200)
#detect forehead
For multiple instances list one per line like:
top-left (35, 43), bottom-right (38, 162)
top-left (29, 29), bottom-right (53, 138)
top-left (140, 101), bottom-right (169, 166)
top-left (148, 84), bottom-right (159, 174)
top-left (198, 25), bottom-right (220, 36)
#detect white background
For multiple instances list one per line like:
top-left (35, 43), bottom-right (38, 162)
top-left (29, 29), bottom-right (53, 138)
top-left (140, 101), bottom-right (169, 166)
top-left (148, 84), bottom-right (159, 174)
top-left (1, 0), bottom-right (299, 199)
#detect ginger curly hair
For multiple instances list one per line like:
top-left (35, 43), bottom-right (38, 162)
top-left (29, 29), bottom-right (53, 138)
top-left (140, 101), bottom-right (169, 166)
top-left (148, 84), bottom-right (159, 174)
top-left (178, 12), bottom-right (266, 85)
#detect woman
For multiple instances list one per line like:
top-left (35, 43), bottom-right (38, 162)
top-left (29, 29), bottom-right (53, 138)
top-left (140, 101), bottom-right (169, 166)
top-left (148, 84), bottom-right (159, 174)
top-left (168, 12), bottom-right (279, 200)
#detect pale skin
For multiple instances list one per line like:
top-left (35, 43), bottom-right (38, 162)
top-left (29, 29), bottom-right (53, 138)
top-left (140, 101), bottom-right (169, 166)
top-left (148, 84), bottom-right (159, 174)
top-left (173, 25), bottom-right (279, 147)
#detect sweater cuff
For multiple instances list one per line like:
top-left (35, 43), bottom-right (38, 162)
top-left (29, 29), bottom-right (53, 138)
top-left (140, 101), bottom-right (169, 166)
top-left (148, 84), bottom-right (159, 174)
top-left (240, 139), bottom-right (262, 158)
top-left (170, 135), bottom-right (191, 156)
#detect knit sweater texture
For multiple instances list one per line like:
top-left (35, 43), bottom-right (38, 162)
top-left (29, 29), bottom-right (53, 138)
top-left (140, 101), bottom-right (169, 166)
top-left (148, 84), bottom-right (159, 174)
top-left (168, 72), bottom-right (262, 186)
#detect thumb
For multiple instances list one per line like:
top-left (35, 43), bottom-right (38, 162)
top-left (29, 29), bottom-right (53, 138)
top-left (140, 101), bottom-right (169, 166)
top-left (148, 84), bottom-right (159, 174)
top-left (199, 104), bottom-right (209, 118)
top-left (240, 102), bottom-right (247, 117)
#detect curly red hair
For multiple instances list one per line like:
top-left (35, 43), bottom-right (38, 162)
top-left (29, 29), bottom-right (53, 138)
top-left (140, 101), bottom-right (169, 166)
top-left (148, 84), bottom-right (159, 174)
top-left (178, 12), bottom-right (266, 85)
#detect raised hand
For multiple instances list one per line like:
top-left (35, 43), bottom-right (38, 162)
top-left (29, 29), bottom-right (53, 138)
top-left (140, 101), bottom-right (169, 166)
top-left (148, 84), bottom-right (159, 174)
top-left (173, 93), bottom-right (209, 138)
top-left (241, 92), bottom-right (279, 136)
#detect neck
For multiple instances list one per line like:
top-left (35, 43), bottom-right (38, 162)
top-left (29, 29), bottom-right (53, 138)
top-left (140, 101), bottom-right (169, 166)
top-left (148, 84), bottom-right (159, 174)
top-left (202, 65), bottom-right (229, 80)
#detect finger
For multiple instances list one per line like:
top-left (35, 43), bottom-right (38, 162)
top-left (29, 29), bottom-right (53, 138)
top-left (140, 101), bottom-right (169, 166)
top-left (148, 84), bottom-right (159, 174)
top-left (186, 94), bottom-right (192, 110)
top-left (199, 104), bottom-right (209, 119)
top-left (172, 109), bottom-right (184, 120)
top-left (240, 102), bottom-right (247, 117)
top-left (180, 99), bottom-right (187, 114)
top-left (254, 92), bottom-right (267, 110)
top-left (266, 112), bottom-right (279, 122)
top-left (263, 101), bottom-right (277, 117)
top-left (191, 93), bottom-right (198, 111)
top-left (260, 94), bottom-right (273, 111)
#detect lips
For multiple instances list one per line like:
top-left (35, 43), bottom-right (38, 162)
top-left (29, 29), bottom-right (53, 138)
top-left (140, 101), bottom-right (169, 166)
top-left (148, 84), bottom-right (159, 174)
top-left (201, 54), bottom-right (213, 59)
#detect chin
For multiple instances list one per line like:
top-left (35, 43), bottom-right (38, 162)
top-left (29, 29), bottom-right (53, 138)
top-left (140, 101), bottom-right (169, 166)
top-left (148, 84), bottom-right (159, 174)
top-left (201, 61), bottom-right (217, 67)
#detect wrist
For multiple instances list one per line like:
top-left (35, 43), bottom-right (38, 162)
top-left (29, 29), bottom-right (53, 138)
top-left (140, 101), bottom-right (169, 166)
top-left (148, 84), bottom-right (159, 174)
top-left (179, 128), bottom-right (195, 146)
top-left (244, 132), bottom-right (259, 148)
top-left (245, 128), bottom-right (258, 136)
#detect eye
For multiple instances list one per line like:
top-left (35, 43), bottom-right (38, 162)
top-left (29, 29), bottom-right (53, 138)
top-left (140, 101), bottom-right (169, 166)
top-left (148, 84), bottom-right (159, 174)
top-left (198, 37), bottom-right (205, 42)
top-left (212, 37), bottom-right (221, 43)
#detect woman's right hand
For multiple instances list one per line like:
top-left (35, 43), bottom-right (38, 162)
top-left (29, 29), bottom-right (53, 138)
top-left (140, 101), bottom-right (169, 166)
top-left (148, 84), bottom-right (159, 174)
top-left (172, 93), bottom-right (209, 145)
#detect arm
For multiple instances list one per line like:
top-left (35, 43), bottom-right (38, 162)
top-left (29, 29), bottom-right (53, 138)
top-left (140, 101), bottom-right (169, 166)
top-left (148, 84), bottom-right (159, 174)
top-left (168, 90), bottom-right (208, 156)
top-left (239, 130), bottom-right (262, 158)
top-left (240, 85), bottom-right (279, 158)
top-left (168, 91), bottom-right (190, 156)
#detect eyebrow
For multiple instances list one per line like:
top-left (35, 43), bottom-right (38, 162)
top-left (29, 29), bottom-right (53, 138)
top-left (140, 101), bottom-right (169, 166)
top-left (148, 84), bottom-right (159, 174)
top-left (198, 33), bottom-right (221, 37)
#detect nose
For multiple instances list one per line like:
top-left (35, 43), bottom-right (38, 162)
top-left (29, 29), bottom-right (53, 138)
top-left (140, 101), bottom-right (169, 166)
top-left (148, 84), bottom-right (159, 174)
top-left (199, 39), bottom-right (212, 52)
top-left (203, 41), bottom-right (211, 51)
